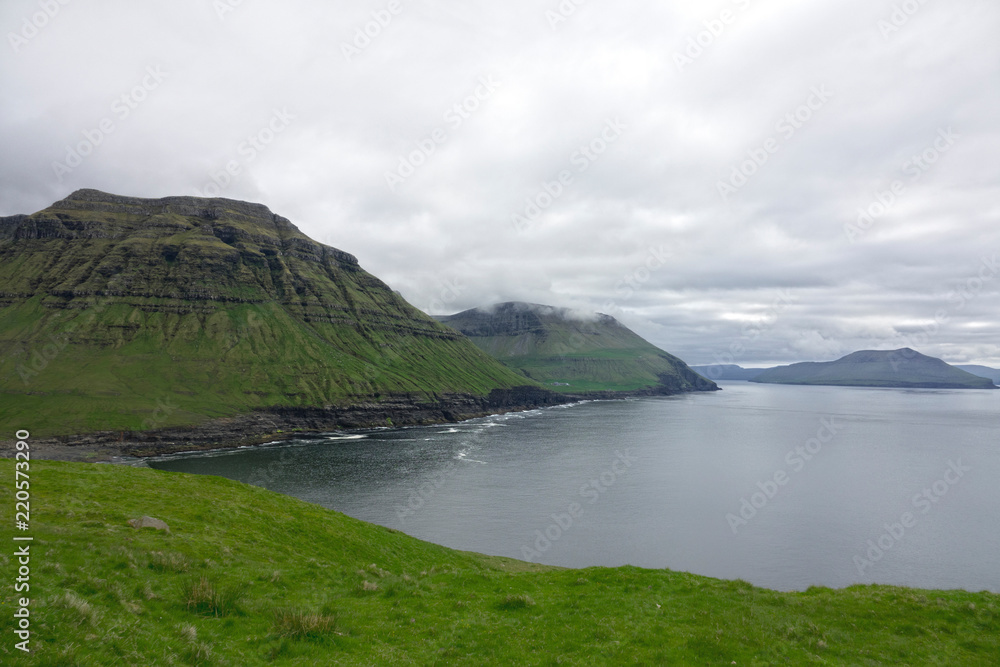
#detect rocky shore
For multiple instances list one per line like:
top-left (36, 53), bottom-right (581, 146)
top-left (1, 387), bottom-right (572, 462)
top-left (0, 382), bottom-right (720, 463)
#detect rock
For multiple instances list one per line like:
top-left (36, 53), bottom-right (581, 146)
top-left (128, 516), bottom-right (170, 532)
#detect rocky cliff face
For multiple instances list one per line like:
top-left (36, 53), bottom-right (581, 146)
top-left (437, 302), bottom-right (620, 338)
top-left (437, 302), bottom-right (718, 394)
top-left (0, 191), bottom-right (546, 441)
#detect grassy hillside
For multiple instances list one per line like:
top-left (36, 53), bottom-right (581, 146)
top-left (751, 349), bottom-right (998, 389)
top-left (2, 459), bottom-right (997, 665)
top-left (0, 190), bottom-right (534, 437)
top-left (437, 302), bottom-right (716, 394)
top-left (956, 364), bottom-right (1000, 385)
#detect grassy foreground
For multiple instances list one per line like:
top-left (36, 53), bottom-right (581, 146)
top-left (2, 460), bottom-right (997, 665)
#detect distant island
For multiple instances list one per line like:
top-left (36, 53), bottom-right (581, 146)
top-left (436, 302), bottom-right (717, 395)
top-left (749, 349), bottom-right (997, 389)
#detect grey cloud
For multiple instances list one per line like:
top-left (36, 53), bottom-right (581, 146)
top-left (1, 0), bottom-right (997, 366)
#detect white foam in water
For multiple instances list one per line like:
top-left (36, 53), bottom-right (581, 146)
top-left (454, 449), bottom-right (487, 464)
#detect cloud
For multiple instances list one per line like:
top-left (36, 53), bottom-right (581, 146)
top-left (2, 0), bottom-right (998, 365)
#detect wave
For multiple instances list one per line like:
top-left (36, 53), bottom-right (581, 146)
top-left (454, 449), bottom-right (487, 464)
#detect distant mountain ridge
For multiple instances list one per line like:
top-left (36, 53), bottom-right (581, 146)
top-left (750, 348), bottom-right (997, 389)
top-left (436, 302), bottom-right (717, 394)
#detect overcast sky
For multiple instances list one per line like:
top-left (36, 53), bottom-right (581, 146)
top-left (2, 0), bottom-right (998, 367)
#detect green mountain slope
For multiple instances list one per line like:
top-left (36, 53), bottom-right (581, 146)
top-left (955, 364), bottom-right (1000, 385)
top-left (751, 348), bottom-right (998, 389)
top-left (436, 302), bottom-right (717, 394)
top-left (3, 459), bottom-right (997, 665)
top-left (0, 190), bottom-right (538, 437)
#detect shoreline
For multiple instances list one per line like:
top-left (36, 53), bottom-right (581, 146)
top-left (1, 384), bottom-right (716, 463)
top-left (0, 386), bottom-right (566, 463)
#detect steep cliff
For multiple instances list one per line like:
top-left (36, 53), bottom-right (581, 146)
top-left (436, 302), bottom-right (717, 394)
top-left (0, 190), bottom-right (546, 437)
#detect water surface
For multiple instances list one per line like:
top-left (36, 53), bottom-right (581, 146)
top-left (149, 382), bottom-right (1000, 592)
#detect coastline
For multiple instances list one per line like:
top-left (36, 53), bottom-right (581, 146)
top-left (0, 383), bottom-right (718, 463)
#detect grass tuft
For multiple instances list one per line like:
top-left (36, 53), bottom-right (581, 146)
top-left (149, 550), bottom-right (189, 573)
top-left (183, 576), bottom-right (247, 617)
top-left (273, 608), bottom-right (338, 639)
top-left (497, 593), bottom-right (536, 610)
top-left (59, 590), bottom-right (100, 626)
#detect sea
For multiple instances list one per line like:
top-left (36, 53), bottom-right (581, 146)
top-left (148, 381), bottom-right (1000, 592)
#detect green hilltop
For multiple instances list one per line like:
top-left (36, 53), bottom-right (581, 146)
top-left (751, 348), bottom-right (998, 389)
top-left (436, 302), bottom-right (717, 394)
top-left (2, 459), bottom-right (996, 665)
top-left (0, 190), bottom-right (540, 438)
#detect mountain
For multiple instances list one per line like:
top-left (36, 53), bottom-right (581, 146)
top-left (689, 364), bottom-right (768, 381)
top-left (750, 349), bottom-right (998, 389)
top-left (435, 302), bottom-right (717, 394)
top-left (0, 190), bottom-right (554, 440)
top-left (954, 365), bottom-right (1000, 385)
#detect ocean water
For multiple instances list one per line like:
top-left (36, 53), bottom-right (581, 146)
top-left (149, 381), bottom-right (1000, 592)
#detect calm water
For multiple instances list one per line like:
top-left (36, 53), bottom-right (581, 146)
top-left (148, 382), bottom-right (1000, 592)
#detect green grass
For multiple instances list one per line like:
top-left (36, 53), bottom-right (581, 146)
top-left (501, 350), bottom-right (696, 393)
top-left (0, 195), bottom-right (536, 437)
top-left (438, 304), bottom-right (716, 394)
top-left (2, 459), bottom-right (997, 665)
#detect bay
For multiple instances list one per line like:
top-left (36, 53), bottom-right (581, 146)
top-left (148, 382), bottom-right (1000, 592)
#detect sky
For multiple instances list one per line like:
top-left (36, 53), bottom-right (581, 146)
top-left (1, 0), bottom-right (998, 367)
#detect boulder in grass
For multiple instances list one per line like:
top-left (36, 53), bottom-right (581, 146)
top-left (128, 516), bottom-right (170, 532)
